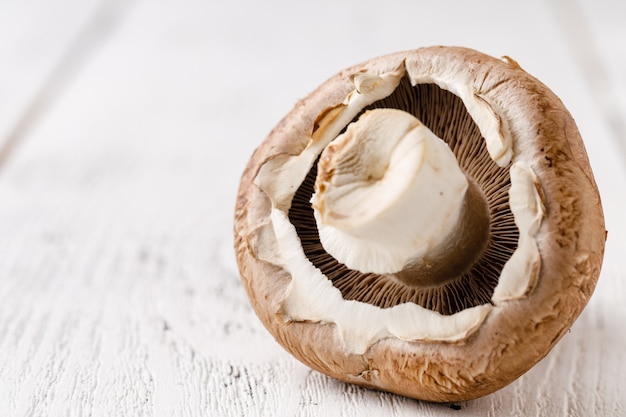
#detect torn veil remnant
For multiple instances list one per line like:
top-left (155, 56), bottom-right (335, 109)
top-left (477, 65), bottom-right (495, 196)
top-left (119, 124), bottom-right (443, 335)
top-left (234, 47), bottom-right (606, 402)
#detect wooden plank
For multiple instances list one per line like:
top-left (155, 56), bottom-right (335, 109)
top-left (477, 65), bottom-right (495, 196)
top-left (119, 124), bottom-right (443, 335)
top-left (0, 0), bottom-right (623, 416)
top-left (550, 0), bottom-right (626, 163)
top-left (0, 0), bottom-right (124, 165)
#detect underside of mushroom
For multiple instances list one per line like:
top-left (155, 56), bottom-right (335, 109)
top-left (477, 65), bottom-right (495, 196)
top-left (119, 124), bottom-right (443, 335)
top-left (292, 79), bottom-right (516, 315)
top-left (234, 46), bottom-right (606, 402)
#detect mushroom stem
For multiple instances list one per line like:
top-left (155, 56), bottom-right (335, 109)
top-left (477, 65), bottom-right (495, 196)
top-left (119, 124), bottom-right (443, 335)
top-left (395, 178), bottom-right (490, 286)
top-left (311, 108), bottom-right (490, 280)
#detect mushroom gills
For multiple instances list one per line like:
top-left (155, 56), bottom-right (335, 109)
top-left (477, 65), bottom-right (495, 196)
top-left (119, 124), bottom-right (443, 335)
top-left (288, 78), bottom-right (519, 315)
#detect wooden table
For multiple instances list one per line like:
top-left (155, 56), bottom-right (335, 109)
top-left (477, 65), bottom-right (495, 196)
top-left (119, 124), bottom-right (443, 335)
top-left (1, 0), bottom-right (624, 415)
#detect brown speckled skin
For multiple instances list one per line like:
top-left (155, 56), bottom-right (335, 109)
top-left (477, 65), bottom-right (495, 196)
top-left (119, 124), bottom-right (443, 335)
top-left (233, 46), bottom-right (606, 402)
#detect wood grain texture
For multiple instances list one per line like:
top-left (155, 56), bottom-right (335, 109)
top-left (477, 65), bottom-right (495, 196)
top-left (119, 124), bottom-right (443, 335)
top-left (0, 0), bottom-right (624, 416)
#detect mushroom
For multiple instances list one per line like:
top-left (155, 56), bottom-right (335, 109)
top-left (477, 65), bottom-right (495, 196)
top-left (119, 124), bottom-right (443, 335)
top-left (233, 46), bottom-right (606, 402)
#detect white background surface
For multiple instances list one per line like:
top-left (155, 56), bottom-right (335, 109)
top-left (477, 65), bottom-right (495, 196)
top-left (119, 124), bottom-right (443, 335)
top-left (0, 0), bottom-right (625, 416)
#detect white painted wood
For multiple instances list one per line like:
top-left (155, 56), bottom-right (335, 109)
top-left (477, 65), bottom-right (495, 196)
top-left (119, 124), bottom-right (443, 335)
top-left (564, 0), bottom-right (626, 156)
top-left (0, 0), bottom-right (624, 416)
top-left (0, 0), bottom-right (128, 162)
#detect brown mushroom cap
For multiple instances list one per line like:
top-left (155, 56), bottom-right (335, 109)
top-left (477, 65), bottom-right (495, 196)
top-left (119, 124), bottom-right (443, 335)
top-left (233, 46), bottom-right (606, 402)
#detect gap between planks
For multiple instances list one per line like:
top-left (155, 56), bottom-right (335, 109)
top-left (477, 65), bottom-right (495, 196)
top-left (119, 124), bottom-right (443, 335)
top-left (0, 0), bottom-right (133, 171)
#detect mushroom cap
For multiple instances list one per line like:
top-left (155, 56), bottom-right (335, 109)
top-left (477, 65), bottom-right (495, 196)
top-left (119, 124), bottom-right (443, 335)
top-left (233, 46), bottom-right (606, 402)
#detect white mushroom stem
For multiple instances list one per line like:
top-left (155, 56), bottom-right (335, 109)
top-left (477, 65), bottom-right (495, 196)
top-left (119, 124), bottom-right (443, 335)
top-left (311, 108), bottom-right (487, 276)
